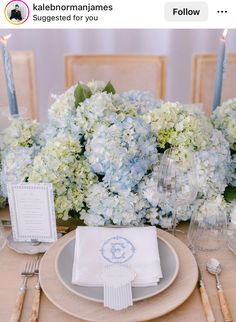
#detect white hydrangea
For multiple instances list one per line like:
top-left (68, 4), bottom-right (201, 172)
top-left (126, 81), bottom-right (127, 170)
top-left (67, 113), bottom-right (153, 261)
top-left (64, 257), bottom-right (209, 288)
top-left (196, 129), bottom-right (232, 198)
top-left (0, 146), bottom-right (38, 197)
top-left (0, 118), bottom-right (41, 202)
top-left (48, 85), bottom-right (77, 130)
top-left (143, 102), bottom-right (213, 150)
top-left (75, 92), bottom-right (137, 137)
top-left (230, 154), bottom-right (236, 186)
top-left (144, 208), bottom-right (173, 228)
top-left (40, 121), bottom-right (82, 144)
top-left (47, 81), bottom-right (107, 139)
top-left (1, 117), bottom-right (40, 149)
top-left (212, 99), bottom-right (236, 151)
top-left (87, 80), bottom-right (106, 93)
top-left (138, 164), bottom-right (160, 208)
top-left (188, 195), bottom-right (229, 221)
top-left (29, 137), bottom-right (97, 220)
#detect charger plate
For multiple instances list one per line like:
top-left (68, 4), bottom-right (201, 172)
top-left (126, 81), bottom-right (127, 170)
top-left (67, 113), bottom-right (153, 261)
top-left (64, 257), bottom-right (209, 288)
top-left (55, 235), bottom-right (179, 302)
top-left (39, 229), bottom-right (198, 322)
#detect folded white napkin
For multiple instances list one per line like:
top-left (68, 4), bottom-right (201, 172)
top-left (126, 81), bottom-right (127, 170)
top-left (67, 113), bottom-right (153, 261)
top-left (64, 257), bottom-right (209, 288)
top-left (72, 226), bottom-right (162, 287)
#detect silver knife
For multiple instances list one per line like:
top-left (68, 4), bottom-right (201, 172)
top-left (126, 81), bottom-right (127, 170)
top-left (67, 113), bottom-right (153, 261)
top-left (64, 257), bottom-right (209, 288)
top-left (191, 249), bottom-right (216, 322)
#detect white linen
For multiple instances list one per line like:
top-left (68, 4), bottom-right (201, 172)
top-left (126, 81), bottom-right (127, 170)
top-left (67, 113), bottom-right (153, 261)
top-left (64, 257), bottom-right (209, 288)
top-left (101, 265), bottom-right (135, 310)
top-left (72, 226), bottom-right (162, 287)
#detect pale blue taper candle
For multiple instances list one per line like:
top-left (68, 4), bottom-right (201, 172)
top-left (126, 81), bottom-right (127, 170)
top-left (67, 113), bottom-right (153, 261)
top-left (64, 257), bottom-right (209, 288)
top-left (1, 35), bottom-right (19, 116)
top-left (212, 30), bottom-right (227, 112)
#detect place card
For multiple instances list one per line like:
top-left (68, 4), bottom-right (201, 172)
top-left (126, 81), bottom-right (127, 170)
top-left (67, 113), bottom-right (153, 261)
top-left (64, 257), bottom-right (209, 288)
top-left (7, 183), bottom-right (57, 243)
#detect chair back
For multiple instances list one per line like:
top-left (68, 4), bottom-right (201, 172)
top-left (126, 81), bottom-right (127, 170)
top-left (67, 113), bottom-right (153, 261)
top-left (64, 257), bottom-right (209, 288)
top-left (192, 53), bottom-right (236, 116)
top-left (65, 55), bottom-right (167, 99)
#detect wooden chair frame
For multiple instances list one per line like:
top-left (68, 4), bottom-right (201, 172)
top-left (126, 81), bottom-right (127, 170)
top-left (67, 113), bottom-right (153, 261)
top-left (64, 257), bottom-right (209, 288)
top-left (64, 54), bottom-right (167, 99)
top-left (192, 53), bottom-right (236, 115)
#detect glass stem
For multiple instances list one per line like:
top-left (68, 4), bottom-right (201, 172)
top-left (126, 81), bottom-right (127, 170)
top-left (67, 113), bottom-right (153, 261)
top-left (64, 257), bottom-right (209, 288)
top-left (172, 208), bottom-right (179, 236)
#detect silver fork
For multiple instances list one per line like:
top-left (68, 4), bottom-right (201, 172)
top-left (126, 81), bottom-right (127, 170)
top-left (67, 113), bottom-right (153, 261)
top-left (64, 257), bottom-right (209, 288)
top-left (28, 256), bottom-right (42, 322)
top-left (10, 259), bottom-right (35, 322)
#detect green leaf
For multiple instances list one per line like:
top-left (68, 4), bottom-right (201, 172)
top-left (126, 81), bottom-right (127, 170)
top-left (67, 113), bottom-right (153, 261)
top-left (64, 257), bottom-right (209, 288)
top-left (74, 82), bottom-right (92, 108)
top-left (102, 81), bottom-right (116, 94)
top-left (224, 186), bottom-right (236, 202)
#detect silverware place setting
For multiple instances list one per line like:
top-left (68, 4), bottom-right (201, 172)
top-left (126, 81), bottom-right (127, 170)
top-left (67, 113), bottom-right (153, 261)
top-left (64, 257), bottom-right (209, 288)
top-left (207, 258), bottom-right (233, 322)
top-left (10, 256), bottom-right (43, 322)
top-left (10, 259), bottom-right (35, 322)
top-left (28, 255), bottom-right (42, 322)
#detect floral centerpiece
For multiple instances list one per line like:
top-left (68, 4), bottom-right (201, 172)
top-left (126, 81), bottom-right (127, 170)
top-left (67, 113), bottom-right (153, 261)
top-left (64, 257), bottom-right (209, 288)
top-left (29, 137), bottom-right (97, 220)
top-left (0, 118), bottom-right (41, 201)
top-left (212, 99), bottom-right (236, 151)
top-left (212, 99), bottom-right (236, 205)
top-left (0, 81), bottom-right (233, 227)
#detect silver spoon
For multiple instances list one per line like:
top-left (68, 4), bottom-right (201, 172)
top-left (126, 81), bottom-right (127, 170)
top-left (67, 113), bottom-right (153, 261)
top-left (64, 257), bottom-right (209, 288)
top-left (206, 258), bottom-right (233, 322)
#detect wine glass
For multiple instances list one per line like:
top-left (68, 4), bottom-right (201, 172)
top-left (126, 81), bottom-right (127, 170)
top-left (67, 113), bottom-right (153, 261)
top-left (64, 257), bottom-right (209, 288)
top-left (227, 221), bottom-right (236, 255)
top-left (157, 148), bottom-right (198, 235)
top-left (188, 204), bottom-right (227, 252)
top-left (0, 220), bottom-right (6, 251)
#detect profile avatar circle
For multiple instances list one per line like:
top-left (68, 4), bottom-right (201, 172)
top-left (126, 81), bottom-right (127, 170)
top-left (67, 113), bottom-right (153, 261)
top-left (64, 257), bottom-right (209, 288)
top-left (5, 0), bottom-right (29, 25)
top-left (100, 236), bottom-right (136, 264)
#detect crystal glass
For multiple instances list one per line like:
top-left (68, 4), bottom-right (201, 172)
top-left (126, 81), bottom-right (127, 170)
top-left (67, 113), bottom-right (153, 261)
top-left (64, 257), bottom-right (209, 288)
top-left (157, 148), bottom-right (198, 235)
top-left (226, 221), bottom-right (236, 255)
top-left (0, 220), bottom-right (6, 251)
top-left (188, 207), bottom-right (227, 252)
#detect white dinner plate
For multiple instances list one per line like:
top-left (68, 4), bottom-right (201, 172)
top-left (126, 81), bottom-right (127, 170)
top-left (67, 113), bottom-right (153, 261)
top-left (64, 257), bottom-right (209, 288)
top-left (55, 235), bottom-right (179, 303)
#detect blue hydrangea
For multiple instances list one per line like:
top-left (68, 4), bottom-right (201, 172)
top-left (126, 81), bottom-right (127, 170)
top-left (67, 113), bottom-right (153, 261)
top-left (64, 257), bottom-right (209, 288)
top-left (120, 90), bottom-right (162, 114)
top-left (86, 117), bottom-right (158, 195)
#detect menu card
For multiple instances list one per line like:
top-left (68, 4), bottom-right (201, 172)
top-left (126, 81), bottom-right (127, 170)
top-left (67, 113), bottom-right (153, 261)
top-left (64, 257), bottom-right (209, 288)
top-left (7, 183), bottom-right (57, 243)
